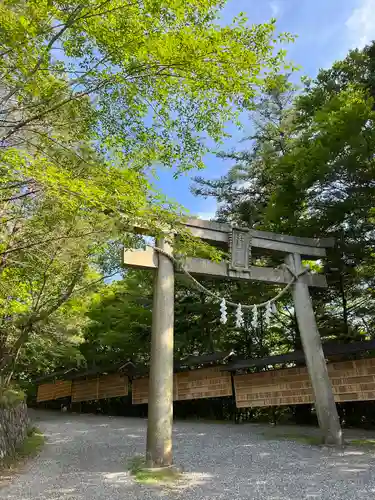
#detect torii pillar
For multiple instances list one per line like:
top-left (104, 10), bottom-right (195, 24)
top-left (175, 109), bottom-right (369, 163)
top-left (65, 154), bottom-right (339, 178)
top-left (146, 236), bottom-right (175, 468)
top-left (286, 253), bottom-right (342, 445)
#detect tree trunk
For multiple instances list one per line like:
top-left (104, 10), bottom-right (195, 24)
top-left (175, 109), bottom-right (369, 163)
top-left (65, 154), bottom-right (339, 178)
top-left (1, 325), bottom-right (31, 384)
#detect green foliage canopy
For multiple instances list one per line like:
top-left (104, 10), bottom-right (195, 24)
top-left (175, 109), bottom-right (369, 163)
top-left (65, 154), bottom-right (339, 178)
top-left (0, 1), bottom-right (294, 381)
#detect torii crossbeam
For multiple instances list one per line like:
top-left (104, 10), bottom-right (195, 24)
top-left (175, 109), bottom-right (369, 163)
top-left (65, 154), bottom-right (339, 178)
top-left (123, 218), bottom-right (342, 468)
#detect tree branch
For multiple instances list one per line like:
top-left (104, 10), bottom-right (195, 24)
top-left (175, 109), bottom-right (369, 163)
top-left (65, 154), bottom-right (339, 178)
top-left (0, 4), bottom-right (86, 108)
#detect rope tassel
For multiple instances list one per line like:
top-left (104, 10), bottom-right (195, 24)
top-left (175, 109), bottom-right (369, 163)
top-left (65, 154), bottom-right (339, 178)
top-left (251, 305), bottom-right (258, 330)
top-left (148, 246), bottom-right (308, 328)
top-left (235, 303), bottom-right (244, 329)
top-left (220, 298), bottom-right (227, 324)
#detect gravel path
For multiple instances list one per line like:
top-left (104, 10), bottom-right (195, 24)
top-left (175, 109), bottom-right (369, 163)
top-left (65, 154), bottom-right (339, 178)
top-left (2, 410), bottom-right (375, 499)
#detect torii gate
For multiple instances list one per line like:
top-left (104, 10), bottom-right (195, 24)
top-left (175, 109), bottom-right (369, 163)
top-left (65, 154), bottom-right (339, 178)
top-left (123, 218), bottom-right (342, 469)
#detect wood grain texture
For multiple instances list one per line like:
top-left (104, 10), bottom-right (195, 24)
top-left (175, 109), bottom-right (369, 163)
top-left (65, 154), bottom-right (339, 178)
top-left (71, 374), bottom-right (129, 402)
top-left (37, 380), bottom-right (72, 402)
top-left (132, 377), bottom-right (150, 405)
top-left (71, 378), bottom-right (99, 402)
top-left (176, 367), bottom-right (232, 401)
top-left (132, 375), bottom-right (178, 405)
top-left (234, 357), bottom-right (375, 408)
top-left (37, 383), bottom-right (56, 402)
top-left (98, 373), bottom-right (128, 399)
top-left (132, 368), bottom-right (232, 404)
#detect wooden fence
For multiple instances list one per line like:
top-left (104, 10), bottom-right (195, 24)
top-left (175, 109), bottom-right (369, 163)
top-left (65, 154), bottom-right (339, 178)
top-left (37, 374), bottom-right (128, 403)
top-left (132, 367), bottom-right (232, 404)
top-left (36, 357), bottom-right (375, 408)
top-left (234, 357), bottom-right (375, 408)
top-left (37, 380), bottom-right (72, 402)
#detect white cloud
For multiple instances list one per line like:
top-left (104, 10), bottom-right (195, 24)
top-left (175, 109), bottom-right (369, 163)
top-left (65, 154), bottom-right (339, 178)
top-left (346, 0), bottom-right (375, 49)
top-left (195, 211), bottom-right (216, 220)
top-left (270, 0), bottom-right (283, 18)
top-left (193, 199), bottom-right (218, 221)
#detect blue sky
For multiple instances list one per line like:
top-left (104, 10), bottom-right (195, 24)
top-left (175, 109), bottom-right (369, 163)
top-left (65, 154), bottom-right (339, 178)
top-left (153, 0), bottom-right (375, 219)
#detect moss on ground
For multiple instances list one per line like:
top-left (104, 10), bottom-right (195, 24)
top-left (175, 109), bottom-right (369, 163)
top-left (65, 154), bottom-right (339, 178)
top-left (0, 427), bottom-right (45, 485)
top-left (261, 430), bottom-right (323, 446)
top-left (16, 427), bottom-right (45, 459)
top-left (262, 430), bottom-right (375, 448)
top-left (348, 438), bottom-right (375, 447)
top-left (127, 456), bottom-right (181, 485)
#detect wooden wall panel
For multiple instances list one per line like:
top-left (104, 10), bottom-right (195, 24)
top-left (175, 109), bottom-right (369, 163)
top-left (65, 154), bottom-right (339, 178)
top-left (234, 368), bottom-right (313, 408)
top-left (176, 367), bottom-right (232, 401)
top-left (132, 368), bottom-right (232, 405)
top-left (328, 358), bottom-right (375, 402)
top-left (71, 378), bottom-right (99, 402)
top-left (38, 375), bottom-right (129, 403)
top-left (132, 377), bottom-right (150, 405)
top-left (98, 373), bottom-right (128, 399)
top-left (37, 380), bottom-right (72, 402)
top-left (53, 380), bottom-right (72, 399)
top-left (132, 368), bottom-right (229, 405)
top-left (37, 383), bottom-right (57, 402)
top-left (234, 357), bottom-right (375, 409)
top-left (132, 376), bottom-right (178, 405)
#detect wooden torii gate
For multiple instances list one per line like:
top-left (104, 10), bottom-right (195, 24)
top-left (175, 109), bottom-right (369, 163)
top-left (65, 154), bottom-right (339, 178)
top-left (123, 218), bottom-right (343, 468)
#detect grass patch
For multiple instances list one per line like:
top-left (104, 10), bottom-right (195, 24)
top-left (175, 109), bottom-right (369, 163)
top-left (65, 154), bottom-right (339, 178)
top-left (262, 431), bottom-right (375, 448)
top-left (0, 427), bottom-right (45, 483)
top-left (348, 438), bottom-right (375, 447)
top-left (127, 455), bottom-right (181, 485)
top-left (16, 428), bottom-right (45, 460)
top-left (128, 455), bottom-right (145, 474)
top-left (261, 430), bottom-right (322, 446)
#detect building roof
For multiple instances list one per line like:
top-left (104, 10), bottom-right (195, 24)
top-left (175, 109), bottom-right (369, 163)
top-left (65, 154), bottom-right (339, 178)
top-left (222, 339), bottom-right (375, 372)
top-left (34, 341), bottom-right (375, 383)
top-left (33, 352), bottom-right (234, 383)
top-left (34, 361), bottom-right (137, 383)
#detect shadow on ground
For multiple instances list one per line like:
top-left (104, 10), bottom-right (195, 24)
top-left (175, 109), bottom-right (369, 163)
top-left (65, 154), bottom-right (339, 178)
top-left (2, 410), bottom-right (375, 500)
